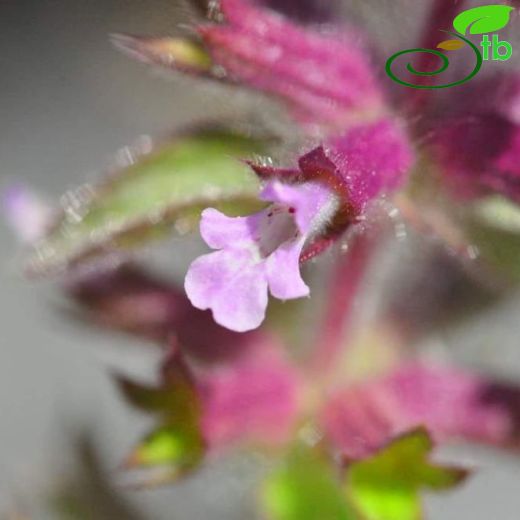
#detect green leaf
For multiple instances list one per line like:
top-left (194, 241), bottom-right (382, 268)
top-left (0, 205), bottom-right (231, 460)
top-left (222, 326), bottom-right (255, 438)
top-left (263, 446), bottom-right (360, 520)
top-left (346, 428), bottom-right (468, 520)
top-left (116, 352), bottom-right (201, 417)
top-left (453, 5), bottom-right (514, 35)
top-left (467, 222), bottom-right (520, 281)
top-left (115, 374), bottom-right (198, 417)
top-left (127, 424), bottom-right (204, 470)
top-left (111, 34), bottom-right (213, 76)
top-left (28, 129), bottom-right (266, 276)
top-left (466, 196), bottom-right (520, 281)
top-left (118, 357), bottom-right (206, 483)
top-left (472, 196), bottom-right (520, 234)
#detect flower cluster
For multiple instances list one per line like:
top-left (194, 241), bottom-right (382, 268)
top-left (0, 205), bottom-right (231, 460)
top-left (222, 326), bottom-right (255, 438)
top-left (6, 0), bottom-right (520, 518)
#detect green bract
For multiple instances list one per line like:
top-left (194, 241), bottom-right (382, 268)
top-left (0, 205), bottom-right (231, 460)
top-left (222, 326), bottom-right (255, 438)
top-left (117, 361), bottom-right (205, 485)
top-left (346, 428), bottom-right (467, 520)
top-left (263, 446), bottom-right (358, 520)
top-left (28, 129), bottom-right (265, 276)
top-left (466, 196), bottom-right (520, 282)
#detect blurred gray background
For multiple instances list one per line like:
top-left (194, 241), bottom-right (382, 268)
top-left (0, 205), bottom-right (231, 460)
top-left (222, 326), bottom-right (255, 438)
top-left (1, 0), bottom-right (520, 518)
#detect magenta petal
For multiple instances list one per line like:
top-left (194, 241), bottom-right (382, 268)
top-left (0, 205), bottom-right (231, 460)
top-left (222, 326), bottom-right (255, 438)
top-left (266, 237), bottom-right (309, 299)
top-left (200, 343), bottom-right (300, 447)
top-left (295, 118), bottom-right (414, 215)
top-left (431, 113), bottom-right (520, 201)
top-left (327, 118), bottom-right (414, 210)
top-left (201, 0), bottom-right (383, 129)
top-left (322, 362), bottom-right (518, 460)
top-left (185, 249), bottom-right (268, 332)
top-left (429, 74), bottom-right (520, 202)
top-left (199, 208), bottom-right (262, 249)
top-left (383, 364), bottom-right (509, 442)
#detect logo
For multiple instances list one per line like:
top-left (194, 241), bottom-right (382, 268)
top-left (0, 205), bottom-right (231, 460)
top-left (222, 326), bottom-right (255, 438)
top-left (386, 4), bottom-right (515, 89)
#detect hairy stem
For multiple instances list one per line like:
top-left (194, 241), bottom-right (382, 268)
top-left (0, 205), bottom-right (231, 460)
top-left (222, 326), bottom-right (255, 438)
top-left (311, 231), bottom-right (377, 373)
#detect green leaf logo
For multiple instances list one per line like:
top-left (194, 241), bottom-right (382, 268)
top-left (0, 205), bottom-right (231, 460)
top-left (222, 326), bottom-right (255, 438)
top-left (453, 5), bottom-right (514, 35)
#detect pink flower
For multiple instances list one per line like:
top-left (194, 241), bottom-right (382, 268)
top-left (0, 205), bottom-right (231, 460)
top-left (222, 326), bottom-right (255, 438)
top-left (106, 0), bottom-right (520, 334)
top-left (429, 74), bottom-right (520, 202)
top-left (321, 362), bottom-right (520, 461)
top-left (199, 0), bottom-right (384, 130)
top-left (185, 180), bottom-right (337, 331)
top-left (200, 341), bottom-right (300, 447)
top-left (185, 116), bottom-right (412, 332)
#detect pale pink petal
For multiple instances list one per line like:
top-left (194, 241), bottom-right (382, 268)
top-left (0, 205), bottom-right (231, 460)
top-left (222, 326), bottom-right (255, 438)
top-left (199, 207), bottom-right (263, 249)
top-left (185, 249), bottom-right (268, 332)
top-left (260, 180), bottom-right (334, 234)
top-left (266, 237), bottom-right (309, 299)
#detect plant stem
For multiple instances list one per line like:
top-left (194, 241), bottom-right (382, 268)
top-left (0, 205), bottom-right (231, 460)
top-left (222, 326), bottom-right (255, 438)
top-left (311, 231), bottom-right (377, 373)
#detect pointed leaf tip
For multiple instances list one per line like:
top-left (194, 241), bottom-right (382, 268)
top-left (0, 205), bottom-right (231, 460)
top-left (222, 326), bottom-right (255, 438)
top-left (111, 33), bottom-right (212, 74)
top-left (127, 425), bottom-right (204, 469)
top-left (262, 445), bottom-right (359, 520)
top-left (346, 428), bottom-right (469, 520)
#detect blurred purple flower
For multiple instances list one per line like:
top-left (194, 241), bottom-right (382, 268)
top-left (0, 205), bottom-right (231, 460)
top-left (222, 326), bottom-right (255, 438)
top-left (117, 334), bottom-right (301, 456)
top-left (199, 340), bottom-right (300, 447)
top-left (69, 265), bottom-right (268, 364)
top-left (322, 362), bottom-right (520, 460)
top-left (429, 74), bottom-right (520, 202)
top-left (2, 185), bottom-right (52, 243)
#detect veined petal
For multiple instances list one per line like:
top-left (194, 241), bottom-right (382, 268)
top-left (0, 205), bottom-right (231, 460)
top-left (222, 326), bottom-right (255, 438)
top-left (260, 180), bottom-right (335, 234)
top-left (199, 207), bottom-right (263, 250)
top-left (185, 249), bottom-right (268, 332)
